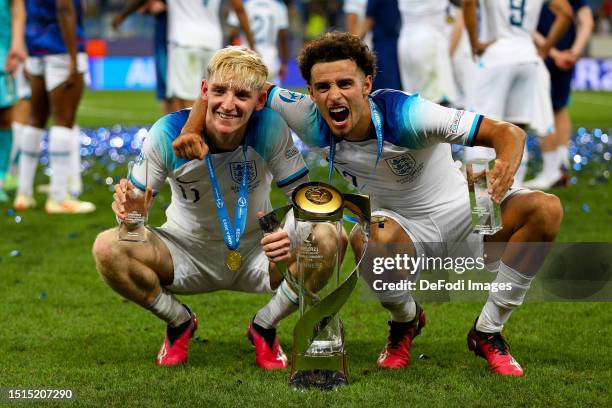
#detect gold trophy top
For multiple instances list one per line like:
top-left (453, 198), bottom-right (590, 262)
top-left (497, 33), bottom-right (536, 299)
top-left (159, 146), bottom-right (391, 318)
top-left (292, 182), bottom-right (343, 222)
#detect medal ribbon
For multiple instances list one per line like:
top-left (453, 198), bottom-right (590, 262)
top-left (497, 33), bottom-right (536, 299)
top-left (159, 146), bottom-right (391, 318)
top-left (327, 97), bottom-right (384, 183)
top-left (204, 135), bottom-right (249, 251)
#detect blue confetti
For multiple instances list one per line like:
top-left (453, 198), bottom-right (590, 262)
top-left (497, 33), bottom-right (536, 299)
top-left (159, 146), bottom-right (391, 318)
top-left (581, 204), bottom-right (591, 213)
top-left (14, 216), bottom-right (21, 223)
top-left (10, 250), bottom-right (20, 257)
top-left (6, 209), bottom-right (15, 216)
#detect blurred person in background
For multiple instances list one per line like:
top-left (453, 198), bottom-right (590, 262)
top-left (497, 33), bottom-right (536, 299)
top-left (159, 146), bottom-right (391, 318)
top-left (0, 0), bottom-right (21, 202)
top-left (359, 0), bottom-right (401, 91)
top-left (525, 0), bottom-right (594, 189)
top-left (165, 0), bottom-right (255, 111)
top-left (227, 0), bottom-right (290, 85)
top-left (113, 0), bottom-right (171, 114)
top-left (9, 0), bottom-right (94, 213)
top-left (397, 0), bottom-right (458, 105)
top-left (463, 0), bottom-right (573, 187)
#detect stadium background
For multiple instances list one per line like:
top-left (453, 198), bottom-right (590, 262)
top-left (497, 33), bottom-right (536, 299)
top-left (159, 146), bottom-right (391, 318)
top-left (1, 0), bottom-right (611, 406)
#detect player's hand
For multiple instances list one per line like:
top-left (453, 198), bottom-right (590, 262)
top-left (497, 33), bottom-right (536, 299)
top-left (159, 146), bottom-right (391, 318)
top-left (260, 229), bottom-right (292, 263)
top-left (62, 61), bottom-right (79, 89)
top-left (257, 210), bottom-right (292, 263)
top-left (148, 0), bottom-right (167, 15)
top-left (472, 39), bottom-right (495, 57)
top-left (172, 132), bottom-right (209, 160)
top-left (553, 50), bottom-right (577, 70)
top-left (112, 178), bottom-right (153, 221)
top-left (488, 159), bottom-right (513, 204)
top-left (5, 47), bottom-right (26, 73)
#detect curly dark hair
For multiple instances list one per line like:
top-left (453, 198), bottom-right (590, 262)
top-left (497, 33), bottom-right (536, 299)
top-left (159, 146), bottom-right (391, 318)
top-left (298, 32), bottom-right (378, 84)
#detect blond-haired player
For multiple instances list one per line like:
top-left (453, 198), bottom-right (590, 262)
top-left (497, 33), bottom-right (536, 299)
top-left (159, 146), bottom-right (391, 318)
top-left (93, 47), bottom-right (310, 369)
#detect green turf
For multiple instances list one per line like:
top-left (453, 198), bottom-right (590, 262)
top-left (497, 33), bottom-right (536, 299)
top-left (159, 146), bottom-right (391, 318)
top-left (0, 90), bottom-right (611, 406)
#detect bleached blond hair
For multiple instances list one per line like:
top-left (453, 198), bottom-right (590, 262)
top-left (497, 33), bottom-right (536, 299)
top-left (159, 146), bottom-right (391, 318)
top-left (207, 46), bottom-right (268, 92)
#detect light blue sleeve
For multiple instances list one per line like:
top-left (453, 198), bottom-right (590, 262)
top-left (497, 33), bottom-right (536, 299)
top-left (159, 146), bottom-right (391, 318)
top-left (267, 86), bottom-right (330, 148)
top-left (393, 95), bottom-right (483, 148)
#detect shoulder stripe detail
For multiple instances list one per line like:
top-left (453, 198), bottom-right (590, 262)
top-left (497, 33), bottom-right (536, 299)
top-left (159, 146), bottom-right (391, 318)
top-left (467, 114), bottom-right (484, 147)
top-left (276, 167), bottom-right (309, 188)
top-left (266, 85), bottom-right (279, 108)
top-left (129, 174), bottom-right (158, 197)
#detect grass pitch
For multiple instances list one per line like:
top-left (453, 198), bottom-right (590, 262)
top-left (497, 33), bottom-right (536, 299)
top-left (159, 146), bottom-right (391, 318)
top-left (0, 90), bottom-right (610, 407)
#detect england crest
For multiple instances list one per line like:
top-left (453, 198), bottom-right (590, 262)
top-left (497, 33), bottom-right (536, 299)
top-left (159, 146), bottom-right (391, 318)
top-left (230, 160), bottom-right (257, 184)
top-left (385, 153), bottom-right (417, 176)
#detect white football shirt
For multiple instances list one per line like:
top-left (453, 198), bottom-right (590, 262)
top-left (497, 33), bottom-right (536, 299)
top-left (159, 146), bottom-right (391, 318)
top-left (130, 108), bottom-right (308, 250)
top-left (167, 0), bottom-right (222, 49)
top-left (478, 0), bottom-right (545, 66)
top-left (227, 0), bottom-right (289, 75)
top-left (266, 87), bottom-right (483, 218)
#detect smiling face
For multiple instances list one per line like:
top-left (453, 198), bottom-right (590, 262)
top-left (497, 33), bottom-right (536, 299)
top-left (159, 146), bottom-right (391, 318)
top-left (307, 59), bottom-right (372, 140)
top-left (202, 73), bottom-right (266, 145)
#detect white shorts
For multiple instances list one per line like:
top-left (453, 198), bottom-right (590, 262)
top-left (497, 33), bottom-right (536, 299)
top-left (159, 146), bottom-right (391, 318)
top-left (25, 53), bottom-right (88, 92)
top-left (167, 43), bottom-right (216, 101)
top-left (14, 63), bottom-right (31, 100)
top-left (529, 60), bottom-right (555, 137)
top-left (398, 26), bottom-right (458, 104)
top-left (372, 187), bottom-right (527, 267)
top-left (467, 62), bottom-right (537, 125)
top-left (150, 225), bottom-right (273, 295)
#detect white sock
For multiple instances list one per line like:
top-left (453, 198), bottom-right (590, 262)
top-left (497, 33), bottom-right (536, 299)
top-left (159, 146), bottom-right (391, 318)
top-left (512, 145), bottom-right (528, 187)
top-left (254, 280), bottom-right (298, 329)
top-left (381, 293), bottom-right (417, 323)
top-left (17, 125), bottom-right (44, 196)
top-left (541, 150), bottom-right (560, 177)
top-left (557, 145), bottom-right (569, 169)
top-left (476, 261), bottom-right (534, 333)
top-left (10, 122), bottom-right (24, 175)
top-left (69, 125), bottom-right (82, 196)
top-left (148, 288), bottom-right (191, 327)
top-left (48, 126), bottom-right (73, 202)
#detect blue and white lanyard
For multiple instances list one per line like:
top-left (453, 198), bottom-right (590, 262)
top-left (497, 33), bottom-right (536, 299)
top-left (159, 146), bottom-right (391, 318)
top-left (204, 137), bottom-right (249, 251)
top-left (327, 97), bottom-right (384, 183)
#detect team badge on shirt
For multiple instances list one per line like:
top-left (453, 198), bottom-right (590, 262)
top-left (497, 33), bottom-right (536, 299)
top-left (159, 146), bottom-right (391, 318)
top-left (230, 160), bottom-right (258, 184)
top-left (385, 153), bottom-right (417, 176)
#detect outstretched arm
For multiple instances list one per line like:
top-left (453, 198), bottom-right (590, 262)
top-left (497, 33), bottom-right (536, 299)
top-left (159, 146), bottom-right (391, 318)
top-left (472, 119), bottom-right (526, 203)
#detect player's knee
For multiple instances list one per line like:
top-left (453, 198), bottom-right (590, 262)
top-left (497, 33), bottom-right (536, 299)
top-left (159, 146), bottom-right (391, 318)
top-left (371, 218), bottom-right (411, 245)
top-left (92, 229), bottom-right (127, 280)
top-left (529, 192), bottom-right (563, 239)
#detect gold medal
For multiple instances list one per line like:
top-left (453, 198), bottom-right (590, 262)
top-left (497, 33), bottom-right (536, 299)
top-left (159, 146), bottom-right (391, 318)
top-left (226, 250), bottom-right (242, 272)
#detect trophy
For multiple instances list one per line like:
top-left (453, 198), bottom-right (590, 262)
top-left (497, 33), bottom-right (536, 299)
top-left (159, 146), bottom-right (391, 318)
top-left (117, 158), bottom-right (149, 242)
top-left (466, 157), bottom-right (502, 235)
top-left (259, 182), bottom-right (370, 390)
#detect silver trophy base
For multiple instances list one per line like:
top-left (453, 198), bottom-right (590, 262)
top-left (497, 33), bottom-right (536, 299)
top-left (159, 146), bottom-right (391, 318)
top-left (290, 369), bottom-right (348, 391)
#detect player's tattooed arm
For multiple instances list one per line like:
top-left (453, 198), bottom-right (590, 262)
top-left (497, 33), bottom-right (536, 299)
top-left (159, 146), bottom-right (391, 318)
top-left (472, 118), bottom-right (526, 203)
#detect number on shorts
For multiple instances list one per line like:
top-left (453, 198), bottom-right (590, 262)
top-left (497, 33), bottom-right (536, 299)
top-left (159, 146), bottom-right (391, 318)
top-left (509, 0), bottom-right (526, 27)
